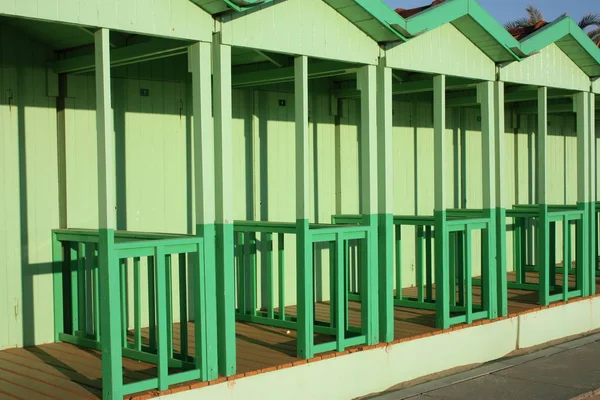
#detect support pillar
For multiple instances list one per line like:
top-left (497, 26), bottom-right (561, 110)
top-left (590, 93), bottom-right (597, 295)
top-left (212, 34), bottom-right (236, 376)
top-left (537, 87), bottom-right (550, 306)
top-left (358, 64), bottom-right (378, 344)
top-left (478, 81), bottom-right (497, 319)
top-left (433, 75), bottom-right (450, 329)
top-left (95, 28), bottom-right (122, 400)
top-left (295, 55), bottom-right (313, 359)
top-left (575, 92), bottom-right (590, 296)
top-left (494, 81), bottom-right (508, 316)
top-left (376, 58), bottom-right (394, 342)
top-left (189, 41), bottom-right (218, 380)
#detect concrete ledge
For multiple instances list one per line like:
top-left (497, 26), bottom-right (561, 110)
top-left (518, 298), bottom-right (598, 348)
top-left (162, 297), bottom-right (600, 400)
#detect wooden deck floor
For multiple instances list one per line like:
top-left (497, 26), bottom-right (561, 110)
top-left (0, 274), bottom-right (595, 400)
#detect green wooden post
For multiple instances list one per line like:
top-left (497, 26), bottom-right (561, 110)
top-left (563, 217), bottom-right (570, 301)
top-left (575, 91), bottom-right (590, 297)
top-left (278, 233), bottom-right (285, 321)
top-left (514, 219), bottom-right (522, 284)
top-left (416, 227), bottom-right (425, 302)
top-left (549, 223), bottom-right (556, 287)
top-left (52, 232), bottom-right (64, 342)
top-left (189, 41), bottom-right (218, 380)
top-left (147, 256), bottom-right (156, 352)
top-left (479, 80), bottom-right (497, 319)
top-left (265, 233), bottom-right (274, 319)
top-left (295, 55), bottom-right (314, 359)
top-left (377, 59), bottom-right (394, 342)
top-left (212, 33), bottom-right (236, 376)
top-left (95, 28), bottom-right (123, 400)
top-left (133, 257), bottom-right (142, 351)
top-left (78, 242), bottom-right (87, 335)
top-left (449, 232), bottom-right (456, 306)
top-left (465, 228), bottom-right (473, 324)
top-left (358, 64), bottom-right (379, 344)
top-left (70, 245), bottom-right (79, 334)
top-left (589, 93), bottom-right (597, 295)
top-left (395, 225), bottom-right (402, 302)
top-left (178, 254), bottom-right (188, 359)
top-left (433, 75), bottom-right (450, 329)
top-left (335, 234), bottom-right (345, 351)
top-left (494, 80), bottom-right (507, 317)
top-left (537, 87), bottom-right (550, 306)
top-left (155, 247), bottom-right (169, 391)
top-left (425, 227), bottom-right (433, 302)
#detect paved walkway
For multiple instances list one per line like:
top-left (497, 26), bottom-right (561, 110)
top-left (368, 333), bottom-right (600, 400)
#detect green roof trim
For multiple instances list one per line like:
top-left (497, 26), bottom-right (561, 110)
top-left (189, 0), bottom-right (277, 15)
top-left (322, 0), bottom-right (409, 42)
top-left (189, 0), bottom-right (600, 77)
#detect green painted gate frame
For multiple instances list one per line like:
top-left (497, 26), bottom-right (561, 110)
top-left (506, 203), bottom-right (591, 305)
top-left (334, 210), bottom-right (498, 331)
top-left (231, 220), bottom-right (377, 359)
top-left (51, 228), bottom-right (218, 398)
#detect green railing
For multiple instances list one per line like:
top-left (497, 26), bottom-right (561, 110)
top-left (52, 229), bottom-right (214, 396)
top-left (595, 201), bottom-right (600, 276)
top-left (233, 220), bottom-right (373, 355)
top-left (507, 204), bottom-right (586, 304)
top-left (399, 211), bottom-right (494, 327)
top-left (335, 211), bottom-right (495, 329)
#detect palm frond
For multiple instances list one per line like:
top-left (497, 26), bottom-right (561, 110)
top-left (587, 27), bottom-right (600, 46)
top-left (578, 13), bottom-right (600, 30)
top-left (505, 17), bottom-right (532, 30)
top-left (525, 4), bottom-right (544, 24)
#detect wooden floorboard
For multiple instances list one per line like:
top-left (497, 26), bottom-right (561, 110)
top-left (0, 273), bottom-right (597, 399)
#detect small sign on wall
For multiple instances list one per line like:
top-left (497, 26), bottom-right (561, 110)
top-left (140, 88), bottom-right (150, 97)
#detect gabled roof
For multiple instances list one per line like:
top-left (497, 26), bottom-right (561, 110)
top-left (518, 16), bottom-right (600, 77)
top-left (188, 0), bottom-right (600, 77)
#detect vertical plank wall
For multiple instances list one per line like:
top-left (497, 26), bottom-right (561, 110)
top-left (0, 24), bottom-right (589, 349)
top-left (0, 25), bottom-right (59, 349)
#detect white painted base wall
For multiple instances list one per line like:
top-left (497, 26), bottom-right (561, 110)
top-left (163, 296), bottom-right (600, 400)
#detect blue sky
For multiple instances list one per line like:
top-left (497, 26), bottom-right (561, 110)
top-left (382, 0), bottom-right (595, 25)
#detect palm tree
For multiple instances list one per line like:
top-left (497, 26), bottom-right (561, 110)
top-left (505, 5), bottom-right (600, 47)
top-left (578, 13), bottom-right (600, 46)
top-left (504, 5), bottom-right (545, 31)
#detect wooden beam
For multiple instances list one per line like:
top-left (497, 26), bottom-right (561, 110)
top-left (295, 55), bottom-right (314, 359)
top-left (53, 39), bottom-right (188, 74)
top-left (358, 64), bottom-right (378, 344)
top-left (233, 60), bottom-right (357, 88)
top-left (576, 92), bottom-right (590, 205)
top-left (479, 81), bottom-right (495, 210)
top-left (94, 27), bottom-right (123, 399)
top-left (433, 74), bottom-right (450, 329)
top-left (447, 87), bottom-right (577, 107)
top-left (494, 80), bottom-right (508, 317)
top-left (189, 40), bottom-right (219, 381)
top-left (434, 75), bottom-right (446, 212)
top-left (254, 50), bottom-right (290, 68)
top-left (95, 29), bottom-right (116, 231)
top-left (212, 34), bottom-right (236, 377)
top-left (537, 87), bottom-right (548, 205)
top-left (335, 77), bottom-right (478, 99)
top-left (377, 60), bottom-right (394, 343)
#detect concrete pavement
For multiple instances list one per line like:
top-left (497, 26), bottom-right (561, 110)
top-left (367, 333), bottom-right (600, 400)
